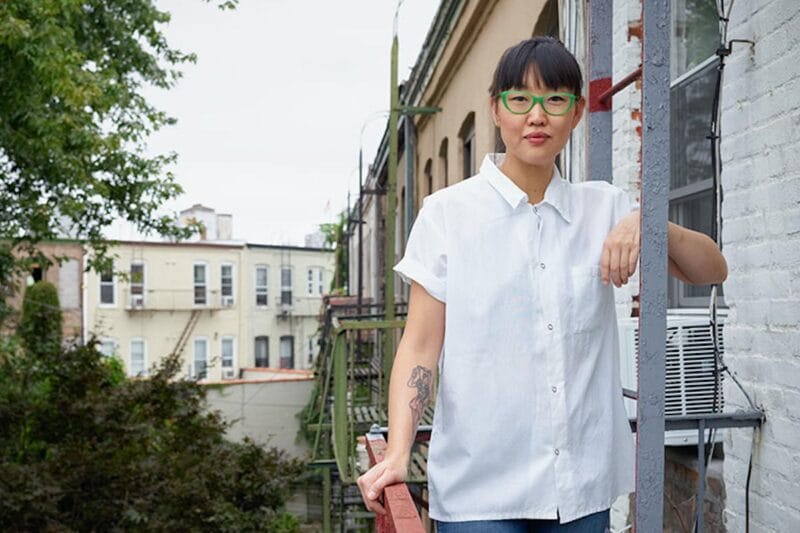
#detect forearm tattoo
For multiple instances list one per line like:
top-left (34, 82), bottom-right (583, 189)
top-left (407, 365), bottom-right (433, 432)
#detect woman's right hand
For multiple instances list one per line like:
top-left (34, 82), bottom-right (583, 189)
top-left (356, 456), bottom-right (408, 515)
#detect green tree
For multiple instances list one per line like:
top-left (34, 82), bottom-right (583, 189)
top-left (319, 211), bottom-right (348, 294)
top-left (18, 281), bottom-right (62, 359)
top-left (0, 0), bottom-right (235, 289)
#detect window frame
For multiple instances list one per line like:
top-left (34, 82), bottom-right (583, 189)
top-left (307, 266), bottom-right (324, 297)
top-left (99, 265), bottom-right (116, 307)
top-left (439, 137), bottom-right (449, 188)
top-left (220, 262), bottom-right (235, 306)
top-left (279, 335), bottom-right (294, 369)
top-left (459, 113), bottom-right (476, 180)
top-left (129, 338), bottom-right (147, 377)
top-left (130, 260), bottom-right (146, 307)
top-left (99, 337), bottom-right (117, 358)
top-left (221, 336), bottom-right (235, 378)
top-left (668, 52), bottom-right (726, 309)
top-left (254, 335), bottom-right (269, 367)
top-left (193, 262), bottom-right (208, 306)
top-left (280, 266), bottom-right (293, 306)
top-left (192, 337), bottom-right (209, 380)
top-left (255, 265), bottom-right (269, 307)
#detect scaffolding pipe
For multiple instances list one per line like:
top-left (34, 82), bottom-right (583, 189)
top-left (635, 2), bottom-right (671, 532)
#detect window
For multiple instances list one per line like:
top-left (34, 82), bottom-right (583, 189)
top-left (424, 158), bottom-right (433, 196)
top-left (129, 339), bottom-right (146, 377)
top-left (439, 138), bottom-right (449, 187)
top-left (307, 267), bottom-right (324, 297)
top-left (668, 0), bottom-right (724, 308)
top-left (255, 265), bottom-right (268, 306)
top-left (459, 112), bottom-right (476, 179)
top-left (254, 336), bottom-right (269, 367)
top-left (221, 336), bottom-right (235, 378)
top-left (99, 338), bottom-right (117, 358)
top-left (307, 336), bottom-right (315, 365)
top-left (100, 267), bottom-right (115, 305)
top-left (193, 263), bottom-right (207, 305)
top-left (280, 336), bottom-right (294, 369)
top-left (30, 265), bottom-right (43, 284)
top-left (130, 261), bottom-right (145, 306)
top-left (280, 266), bottom-right (292, 306)
top-left (221, 263), bottom-right (234, 305)
top-left (532, 0), bottom-right (559, 38)
top-left (193, 338), bottom-right (208, 379)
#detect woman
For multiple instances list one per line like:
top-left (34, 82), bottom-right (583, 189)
top-left (356, 37), bottom-right (727, 532)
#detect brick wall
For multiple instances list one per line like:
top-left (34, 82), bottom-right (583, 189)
top-left (612, 0), bottom-right (643, 318)
top-left (721, 1), bottom-right (800, 531)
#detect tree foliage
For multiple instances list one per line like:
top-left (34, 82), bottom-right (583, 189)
top-left (18, 281), bottom-right (62, 359)
top-left (0, 0), bottom-right (236, 280)
top-left (319, 211), bottom-right (348, 294)
top-left (0, 336), bottom-right (304, 531)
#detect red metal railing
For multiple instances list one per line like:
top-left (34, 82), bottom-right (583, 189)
top-left (364, 433), bottom-right (425, 533)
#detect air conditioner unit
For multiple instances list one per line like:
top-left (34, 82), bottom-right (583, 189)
top-left (221, 295), bottom-right (234, 307)
top-left (130, 294), bottom-right (144, 308)
top-left (222, 367), bottom-right (235, 379)
top-left (618, 315), bottom-right (725, 446)
top-left (280, 303), bottom-right (291, 315)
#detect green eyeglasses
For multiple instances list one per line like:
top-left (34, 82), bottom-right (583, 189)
top-left (500, 90), bottom-right (577, 116)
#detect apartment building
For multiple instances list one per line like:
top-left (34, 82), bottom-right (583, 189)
top-left (85, 208), bottom-right (335, 380)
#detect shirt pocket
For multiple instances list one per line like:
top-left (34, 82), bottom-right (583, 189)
top-left (567, 265), bottom-right (607, 333)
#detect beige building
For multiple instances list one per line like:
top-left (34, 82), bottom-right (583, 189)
top-left (349, 0), bottom-right (564, 304)
top-left (86, 240), bottom-right (334, 380)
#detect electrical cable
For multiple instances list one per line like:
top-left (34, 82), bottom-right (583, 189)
top-left (692, 2), bottom-right (758, 532)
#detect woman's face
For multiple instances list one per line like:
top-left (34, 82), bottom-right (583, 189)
top-left (490, 72), bottom-right (585, 169)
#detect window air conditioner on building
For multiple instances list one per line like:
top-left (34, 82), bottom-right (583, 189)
top-left (221, 295), bottom-right (234, 307)
top-left (280, 302), bottom-right (291, 315)
top-left (618, 314), bottom-right (725, 446)
top-left (222, 367), bottom-right (235, 379)
top-left (131, 294), bottom-right (144, 308)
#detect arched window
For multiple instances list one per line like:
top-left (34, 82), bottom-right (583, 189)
top-left (439, 138), bottom-right (449, 187)
top-left (424, 158), bottom-right (433, 196)
top-left (459, 112), bottom-right (476, 179)
top-left (532, 0), bottom-right (559, 37)
top-left (254, 336), bottom-right (269, 367)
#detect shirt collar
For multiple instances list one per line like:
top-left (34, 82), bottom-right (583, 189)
top-left (482, 153), bottom-right (572, 223)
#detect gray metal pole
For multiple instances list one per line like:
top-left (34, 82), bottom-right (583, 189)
top-left (636, 1), bottom-right (670, 532)
top-left (587, 0), bottom-right (613, 182)
top-left (697, 419), bottom-right (707, 533)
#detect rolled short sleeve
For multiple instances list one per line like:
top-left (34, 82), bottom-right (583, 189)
top-left (393, 196), bottom-right (447, 302)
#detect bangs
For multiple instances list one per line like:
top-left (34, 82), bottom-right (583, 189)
top-left (489, 37), bottom-right (583, 98)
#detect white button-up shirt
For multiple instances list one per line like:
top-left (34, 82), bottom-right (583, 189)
top-left (393, 154), bottom-right (636, 523)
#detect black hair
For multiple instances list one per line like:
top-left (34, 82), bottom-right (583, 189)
top-left (488, 37), bottom-right (583, 98)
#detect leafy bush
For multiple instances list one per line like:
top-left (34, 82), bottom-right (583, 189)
top-left (0, 338), bottom-right (305, 531)
top-left (18, 281), bottom-right (62, 359)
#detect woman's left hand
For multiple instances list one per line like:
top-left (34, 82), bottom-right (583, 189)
top-left (601, 210), bottom-right (640, 287)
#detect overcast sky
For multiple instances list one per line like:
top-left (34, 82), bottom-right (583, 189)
top-left (111, 0), bottom-right (439, 245)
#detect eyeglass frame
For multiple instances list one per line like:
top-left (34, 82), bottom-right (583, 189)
top-left (499, 90), bottom-right (578, 116)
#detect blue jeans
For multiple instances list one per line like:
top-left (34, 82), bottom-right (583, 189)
top-left (436, 509), bottom-right (610, 533)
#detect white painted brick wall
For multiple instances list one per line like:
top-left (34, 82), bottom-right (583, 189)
top-left (612, 0), bottom-right (643, 318)
top-left (721, 1), bottom-right (800, 531)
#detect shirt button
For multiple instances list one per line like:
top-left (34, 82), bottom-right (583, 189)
top-left (539, 262), bottom-right (546, 270)
top-left (547, 323), bottom-right (554, 331)
top-left (554, 449), bottom-right (560, 456)
top-left (551, 386), bottom-right (557, 393)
